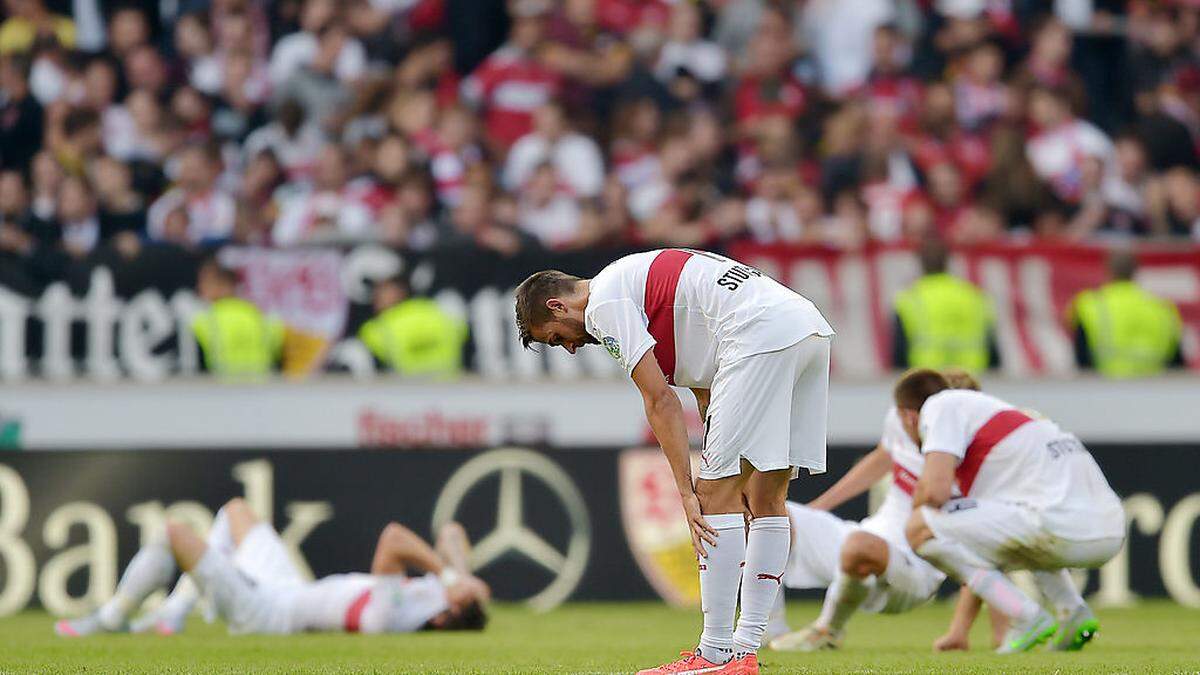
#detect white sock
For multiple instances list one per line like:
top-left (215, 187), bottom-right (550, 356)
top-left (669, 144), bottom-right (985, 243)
top-left (766, 586), bottom-right (789, 638)
top-left (97, 539), bottom-right (176, 629)
top-left (733, 515), bottom-right (791, 654)
top-left (815, 572), bottom-right (871, 632)
top-left (696, 513), bottom-right (745, 664)
top-left (1033, 570), bottom-right (1086, 616)
top-left (917, 537), bottom-right (1041, 622)
top-left (157, 574), bottom-right (200, 623)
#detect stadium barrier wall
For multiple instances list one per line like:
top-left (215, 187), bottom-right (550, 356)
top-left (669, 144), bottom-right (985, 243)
top-left (0, 445), bottom-right (1196, 616)
top-left (1, 241), bottom-right (1197, 382)
top-left (3, 376), bottom-right (1200, 450)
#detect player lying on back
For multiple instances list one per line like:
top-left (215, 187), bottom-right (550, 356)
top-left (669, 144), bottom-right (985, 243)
top-left (769, 369), bottom-right (1007, 652)
top-left (516, 249), bottom-right (833, 675)
top-left (56, 498), bottom-right (490, 637)
top-left (897, 369), bottom-right (1126, 653)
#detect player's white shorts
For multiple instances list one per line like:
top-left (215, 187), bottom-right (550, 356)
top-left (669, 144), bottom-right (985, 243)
top-left (784, 504), bottom-right (942, 614)
top-left (920, 498), bottom-right (1125, 571)
top-left (191, 523), bottom-right (304, 634)
top-left (700, 335), bottom-right (830, 480)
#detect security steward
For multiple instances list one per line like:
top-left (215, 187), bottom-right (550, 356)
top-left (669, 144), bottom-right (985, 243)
top-left (192, 259), bottom-right (284, 377)
top-left (358, 274), bottom-right (468, 377)
top-left (893, 237), bottom-right (999, 372)
top-left (1068, 249), bottom-right (1183, 378)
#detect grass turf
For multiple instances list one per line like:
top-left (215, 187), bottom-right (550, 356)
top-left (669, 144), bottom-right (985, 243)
top-left (4, 600), bottom-right (1198, 674)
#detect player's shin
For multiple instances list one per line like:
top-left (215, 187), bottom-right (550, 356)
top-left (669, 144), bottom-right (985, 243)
top-left (815, 572), bottom-right (871, 632)
top-left (98, 538), bottom-right (177, 629)
top-left (733, 516), bottom-right (790, 655)
top-left (916, 537), bottom-right (1041, 622)
top-left (1033, 569), bottom-right (1086, 616)
top-left (696, 513), bottom-right (746, 664)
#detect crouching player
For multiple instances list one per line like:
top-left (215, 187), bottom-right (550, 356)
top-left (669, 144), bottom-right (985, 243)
top-left (56, 498), bottom-right (490, 636)
top-left (769, 370), bottom-right (1006, 652)
top-left (897, 369), bottom-right (1125, 653)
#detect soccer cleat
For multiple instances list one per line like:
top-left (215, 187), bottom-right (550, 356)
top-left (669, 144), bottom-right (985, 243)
top-left (1049, 605), bottom-right (1099, 651)
top-left (767, 624), bottom-right (844, 652)
top-left (130, 611), bottom-right (186, 636)
top-left (995, 610), bottom-right (1057, 654)
top-left (55, 613), bottom-right (125, 637)
top-left (635, 650), bottom-right (731, 674)
top-left (725, 653), bottom-right (759, 675)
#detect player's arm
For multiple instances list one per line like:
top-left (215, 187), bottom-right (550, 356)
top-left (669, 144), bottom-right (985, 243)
top-left (912, 451), bottom-right (956, 509)
top-left (370, 522), bottom-right (445, 576)
top-left (808, 444), bottom-right (892, 511)
top-left (632, 351), bottom-right (717, 559)
top-left (934, 586), bottom-right (982, 651)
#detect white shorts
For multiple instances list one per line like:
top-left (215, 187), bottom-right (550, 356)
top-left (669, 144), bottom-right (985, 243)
top-left (700, 335), bottom-right (830, 480)
top-left (784, 504), bottom-right (942, 614)
top-left (191, 524), bottom-right (305, 634)
top-left (920, 498), bottom-right (1125, 571)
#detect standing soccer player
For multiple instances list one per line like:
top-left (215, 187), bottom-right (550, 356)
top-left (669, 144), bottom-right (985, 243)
top-left (515, 249), bottom-right (833, 674)
top-left (896, 369), bottom-right (1126, 653)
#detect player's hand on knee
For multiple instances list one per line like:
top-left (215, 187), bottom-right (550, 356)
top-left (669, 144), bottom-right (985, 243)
top-left (681, 491), bottom-right (717, 558)
top-left (933, 631), bottom-right (969, 652)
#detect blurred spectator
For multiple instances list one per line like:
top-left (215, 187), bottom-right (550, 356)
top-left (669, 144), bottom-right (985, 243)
top-left (1068, 250), bottom-right (1184, 378)
top-left (0, 0), bottom-right (74, 55)
top-left (516, 161), bottom-right (582, 249)
top-left (148, 142), bottom-right (237, 246)
top-left (653, 2), bottom-right (725, 92)
top-left (504, 100), bottom-right (604, 198)
top-left (893, 237), bottom-right (998, 373)
top-left (273, 143), bottom-right (374, 245)
top-left (0, 53), bottom-right (42, 171)
top-left (358, 274), bottom-right (468, 377)
top-left (269, 0), bottom-right (367, 89)
top-left (799, 0), bottom-right (895, 96)
top-left (1026, 85), bottom-right (1114, 205)
top-left (192, 258), bottom-right (284, 377)
top-left (461, 0), bottom-right (561, 151)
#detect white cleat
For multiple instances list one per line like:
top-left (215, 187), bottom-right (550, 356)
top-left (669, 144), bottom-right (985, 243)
top-left (55, 613), bottom-right (124, 637)
top-left (768, 624), bottom-right (844, 652)
top-left (995, 610), bottom-right (1057, 654)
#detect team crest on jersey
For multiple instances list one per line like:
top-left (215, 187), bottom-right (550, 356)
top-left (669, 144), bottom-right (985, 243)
top-left (602, 336), bottom-right (621, 361)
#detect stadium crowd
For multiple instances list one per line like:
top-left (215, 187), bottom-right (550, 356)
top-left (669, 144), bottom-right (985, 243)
top-left (0, 0), bottom-right (1198, 292)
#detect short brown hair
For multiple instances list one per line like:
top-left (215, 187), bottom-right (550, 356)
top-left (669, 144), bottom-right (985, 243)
top-left (514, 270), bottom-right (580, 349)
top-left (893, 368), bottom-right (950, 411)
top-left (941, 368), bottom-right (981, 391)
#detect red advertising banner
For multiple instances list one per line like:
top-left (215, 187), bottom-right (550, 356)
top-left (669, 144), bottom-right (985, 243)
top-left (728, 241), bottom-right (1200, 377)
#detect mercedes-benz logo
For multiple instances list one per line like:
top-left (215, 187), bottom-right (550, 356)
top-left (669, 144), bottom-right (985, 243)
top-left (431, 448), bottom-right (591, 611)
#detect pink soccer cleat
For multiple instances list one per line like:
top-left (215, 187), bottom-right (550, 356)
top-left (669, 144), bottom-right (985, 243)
top-left (635, 650), bottom-right (729, 675)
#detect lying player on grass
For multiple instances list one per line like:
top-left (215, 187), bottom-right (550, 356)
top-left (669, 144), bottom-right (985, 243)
top-left (56, 498), bottom-right (490, 636)
top-left (898, 369), bottom-right (1125, 653)
top-left (767, 369), bottom-right (1009, 653)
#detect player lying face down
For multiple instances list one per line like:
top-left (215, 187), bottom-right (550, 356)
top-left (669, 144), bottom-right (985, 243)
top-left (56, 498), bottom-right (490, 637)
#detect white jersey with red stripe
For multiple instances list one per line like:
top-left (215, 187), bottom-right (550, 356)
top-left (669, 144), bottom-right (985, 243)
top-left (918, 389), bottom-right (1124, 541)
top-left (285, 572), bottom-right (449, 634)
top-left (860, 407), bottom-right (928, 545)
top-left (584, 249), bottom-right (834, 387)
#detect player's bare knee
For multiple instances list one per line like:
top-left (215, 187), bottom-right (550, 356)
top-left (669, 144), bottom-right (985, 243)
top-left (905, 511), bottom-right (932, 551)
top-left (840, 531), bottom-right (887, 577)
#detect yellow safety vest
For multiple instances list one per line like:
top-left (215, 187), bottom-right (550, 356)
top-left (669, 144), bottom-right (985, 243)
top-left (358, 299), bottom-right (468, 376)
top-left (1070, 281), bottom-right (1181, 378)
top-left (895, 273), bottom-right (993, 373)
top-left (191, 298), bottom-right (284, 377)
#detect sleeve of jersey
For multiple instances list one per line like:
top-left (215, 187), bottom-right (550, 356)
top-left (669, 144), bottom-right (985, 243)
top-left (587, 299), bottom-right (656, 377)
top-left (919, 396), bottom-right (969, 461)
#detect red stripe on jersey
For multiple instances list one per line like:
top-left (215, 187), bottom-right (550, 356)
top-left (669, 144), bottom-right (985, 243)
top-left (343, 589), bottom-right (372, 633)
top-left (956, 409), bottom-right (1034, 496)
top-left (644, 250), bottom-right (693, 385)
top-left (892, 462), bottom-right (919, 496)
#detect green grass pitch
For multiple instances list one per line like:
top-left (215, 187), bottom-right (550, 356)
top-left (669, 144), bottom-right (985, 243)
top-left (4, 600), bottom-right (1197, 673)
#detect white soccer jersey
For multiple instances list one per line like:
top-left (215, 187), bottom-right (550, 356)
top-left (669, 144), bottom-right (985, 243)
top-left (860, 407), bottom-right (925, 545)
top-left (584, 249), bottom-right (833, 387)
top-left (918, 390), bottom-right (1124, 541)
top-left (286, 572), bottom-right (449, 634)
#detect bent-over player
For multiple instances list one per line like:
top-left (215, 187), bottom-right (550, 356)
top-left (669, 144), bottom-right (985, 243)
top-left (56, 498), bottom-right (490, 636)
top-left (516, 249), bottom-right (833, 675)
